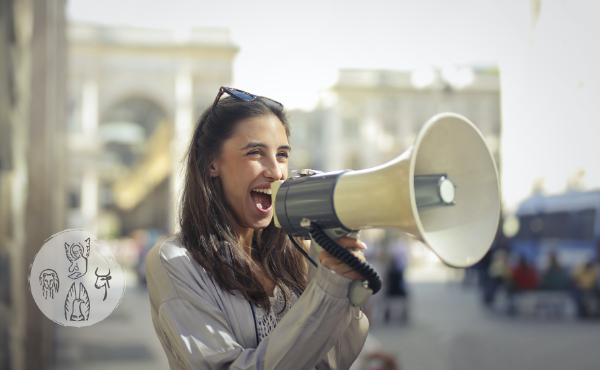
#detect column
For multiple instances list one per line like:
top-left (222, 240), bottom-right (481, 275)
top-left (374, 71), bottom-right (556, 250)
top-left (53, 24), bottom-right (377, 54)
top-left (80, 79), bottom-right (98, 234)
top-left (170, 61), bottom-right (193, 233)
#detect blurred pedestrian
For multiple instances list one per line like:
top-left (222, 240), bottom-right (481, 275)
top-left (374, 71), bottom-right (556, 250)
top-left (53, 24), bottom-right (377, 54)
top-left (484, 248), bottom-right (511, 306)
top-left (136, 229), bottom-right (165, 285)
top-left (541, 252), bottom-right (569, 290)
top-left (362, 237), bottom-right (384, 324)
top-left (507, 255), bottom-right (538, 314)
top-left (571, 260), bottom-right (598, 317)
top-left (383, 240), bottom-right (409, 323)
top-left (511, 255), bottom-right (539, 290)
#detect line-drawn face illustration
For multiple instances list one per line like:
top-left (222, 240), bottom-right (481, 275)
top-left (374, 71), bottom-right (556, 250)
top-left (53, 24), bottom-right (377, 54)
top-left (39, 269), bottom-right (59, 299)
top-left (65, 282), bottom-right (90, 321)
top-left (65, 238), bottom-right (90, 279)
top-left (94, 268), bottom-right (112, 301)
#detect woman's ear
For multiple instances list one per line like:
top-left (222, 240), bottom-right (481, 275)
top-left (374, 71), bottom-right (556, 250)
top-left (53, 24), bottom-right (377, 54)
top-left (209, 161), bottom-right (220, 178)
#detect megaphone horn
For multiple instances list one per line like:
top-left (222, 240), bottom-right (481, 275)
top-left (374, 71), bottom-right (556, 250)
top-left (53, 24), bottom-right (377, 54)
top-left (272, 113), bottom-right (501, 305)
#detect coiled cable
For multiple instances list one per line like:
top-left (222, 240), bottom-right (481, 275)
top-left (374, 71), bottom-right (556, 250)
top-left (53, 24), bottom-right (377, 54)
top-left (309, 223), bottom-right (382, 294)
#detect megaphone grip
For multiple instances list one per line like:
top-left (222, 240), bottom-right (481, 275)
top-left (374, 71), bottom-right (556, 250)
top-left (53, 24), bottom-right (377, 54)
top-left (309, 223), bottom-right (382, 295)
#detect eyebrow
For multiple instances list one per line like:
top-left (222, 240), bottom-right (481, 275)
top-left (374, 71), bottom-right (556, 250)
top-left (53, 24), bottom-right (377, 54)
top-left (240, 142), bottom-right (292, 151)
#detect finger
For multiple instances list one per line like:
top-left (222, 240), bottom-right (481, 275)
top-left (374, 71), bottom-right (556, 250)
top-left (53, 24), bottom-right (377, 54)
top-left (336, 265), bottom-right (365, 280)
top-left (323, 259), bottom-right (363, 279)
top-left (319, 254), bottom-right (346, 271)
top-left (334, 237), bottom-right (368, 250)
top-left (352, 251), bottom-right (366, 262)
top-left (335, 258), bottom-right (366, 274)
top-left (319, 251), bottom-right (366, 280)
top-left (319, 250), bottom-right (366, 267)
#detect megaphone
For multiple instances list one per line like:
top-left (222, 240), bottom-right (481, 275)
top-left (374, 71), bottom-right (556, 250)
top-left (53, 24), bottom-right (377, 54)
top-left (271, 113), bottom-right (500, 306)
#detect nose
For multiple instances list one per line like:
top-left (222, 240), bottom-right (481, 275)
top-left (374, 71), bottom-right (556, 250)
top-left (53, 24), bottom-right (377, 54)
top-left (263, 154), bottom-right (284, 180)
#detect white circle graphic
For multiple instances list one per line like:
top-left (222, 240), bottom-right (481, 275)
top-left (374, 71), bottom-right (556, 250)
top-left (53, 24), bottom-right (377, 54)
top-left (28, 229), bottom-right (126, 327)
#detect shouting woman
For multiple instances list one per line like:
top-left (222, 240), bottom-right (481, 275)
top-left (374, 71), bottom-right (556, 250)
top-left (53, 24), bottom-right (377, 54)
top-left (146, 87), bottom-right (369, 369)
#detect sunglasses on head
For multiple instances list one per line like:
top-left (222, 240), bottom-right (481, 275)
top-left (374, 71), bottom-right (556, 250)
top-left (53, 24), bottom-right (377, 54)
top-left (211, 86), bottom-right (284, 112)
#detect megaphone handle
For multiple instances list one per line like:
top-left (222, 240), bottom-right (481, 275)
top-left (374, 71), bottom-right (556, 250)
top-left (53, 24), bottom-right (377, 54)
top-left (311, 236), bottom-right (374, 307)
top-left (309, 226), bottom-right (379, 307)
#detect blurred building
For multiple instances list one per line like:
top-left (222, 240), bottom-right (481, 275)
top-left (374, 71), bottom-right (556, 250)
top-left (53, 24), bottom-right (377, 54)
top-left (66, 23), bottom-right (238, 238)
top-left (290, 67), bottom-right (501, 173)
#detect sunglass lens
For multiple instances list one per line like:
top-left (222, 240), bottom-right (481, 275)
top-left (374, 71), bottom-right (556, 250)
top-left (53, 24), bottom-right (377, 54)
top-left (261, 98), bottom-right (284, 109)
top-left (228, 90), bottom-right (254, 101)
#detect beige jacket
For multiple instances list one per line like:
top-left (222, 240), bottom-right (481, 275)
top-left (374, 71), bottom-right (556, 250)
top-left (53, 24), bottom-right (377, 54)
top-left (146, 235), bottom-right (369, 370)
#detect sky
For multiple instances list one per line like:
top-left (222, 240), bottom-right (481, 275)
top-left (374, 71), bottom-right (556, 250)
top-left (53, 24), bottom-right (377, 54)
top-left (67, 0), bottom-right (501, 110)
top-left (497, 1), bottom-right (600, 209)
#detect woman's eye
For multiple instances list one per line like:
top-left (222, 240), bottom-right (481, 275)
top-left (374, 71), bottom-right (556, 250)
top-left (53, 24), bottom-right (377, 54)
top-left (277, 152), bottom-right (289, 158)
top-left (247, 150), bottom-right (261, 156)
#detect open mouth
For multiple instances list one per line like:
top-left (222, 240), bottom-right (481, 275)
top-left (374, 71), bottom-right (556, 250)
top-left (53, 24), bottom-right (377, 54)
top-left (251, 188), bottom-right (272, 211)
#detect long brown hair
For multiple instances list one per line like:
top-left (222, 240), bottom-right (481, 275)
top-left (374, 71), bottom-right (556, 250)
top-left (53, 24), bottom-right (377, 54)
top-left (179, 96), bottom-right (307, 310)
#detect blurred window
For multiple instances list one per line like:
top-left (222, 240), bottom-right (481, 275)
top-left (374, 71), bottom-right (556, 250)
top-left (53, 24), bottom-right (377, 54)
top-left (566, 209), bottom-right (596, 240)
top-left (68, 190), bottom-right (81, 209)
top-left (540, 212), bottom-right (568, 238)
top-left (515, 215), bottom-right (537, 239)
top-left (343, 118), bottom-right (359, 140)
top-left (382, 117), bottom-right (397, 137)
top-left (67, 99), bottom-right (79, 132)
top-left (515, 209), bottom-right (596, 240)
top-left (100, 185), bottom-right (114, 206)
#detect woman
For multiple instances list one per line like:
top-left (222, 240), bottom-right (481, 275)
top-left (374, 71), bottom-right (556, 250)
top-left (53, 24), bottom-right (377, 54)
top-left (146, 87), bottom-right (369, 369)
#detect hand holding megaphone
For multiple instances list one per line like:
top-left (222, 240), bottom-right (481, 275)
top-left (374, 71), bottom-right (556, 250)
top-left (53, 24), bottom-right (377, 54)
top-left (319, 237), bottom-right (368, 281)
top-left (271, 113), bottom-right (500, 307)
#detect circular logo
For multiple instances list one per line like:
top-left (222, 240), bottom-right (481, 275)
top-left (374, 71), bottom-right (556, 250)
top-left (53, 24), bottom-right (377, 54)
top-left (28, 229), bottom-right (126, 327)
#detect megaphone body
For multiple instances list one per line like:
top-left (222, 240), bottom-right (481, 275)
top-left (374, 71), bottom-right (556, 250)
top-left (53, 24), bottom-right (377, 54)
top-left (271, 113), bottom-right (500, 306)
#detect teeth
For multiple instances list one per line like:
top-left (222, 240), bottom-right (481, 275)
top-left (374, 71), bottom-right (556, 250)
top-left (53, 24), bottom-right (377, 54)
top-left (252, 188), bottom-right (272, 195)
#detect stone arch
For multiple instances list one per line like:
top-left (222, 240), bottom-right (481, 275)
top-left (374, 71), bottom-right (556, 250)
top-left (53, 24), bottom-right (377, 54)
top-left (99, 97), bottom-right (168, 168)
top-left (101, 96), bottom-right (168, 137)
top-left (99, 96), bottom-right (172, 235)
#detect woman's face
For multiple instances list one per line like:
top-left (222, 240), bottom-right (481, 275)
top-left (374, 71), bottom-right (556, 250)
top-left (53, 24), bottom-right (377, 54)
top-left (211, 114), bottom-right (290, 231)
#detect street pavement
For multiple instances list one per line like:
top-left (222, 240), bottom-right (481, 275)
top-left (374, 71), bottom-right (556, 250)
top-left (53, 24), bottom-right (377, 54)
top-left (49, 279), bottom-right (169, 370)
top-left (367, 283), bottom-right (600, 370)
top-left (49, 275), bottom-right (600, 370)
